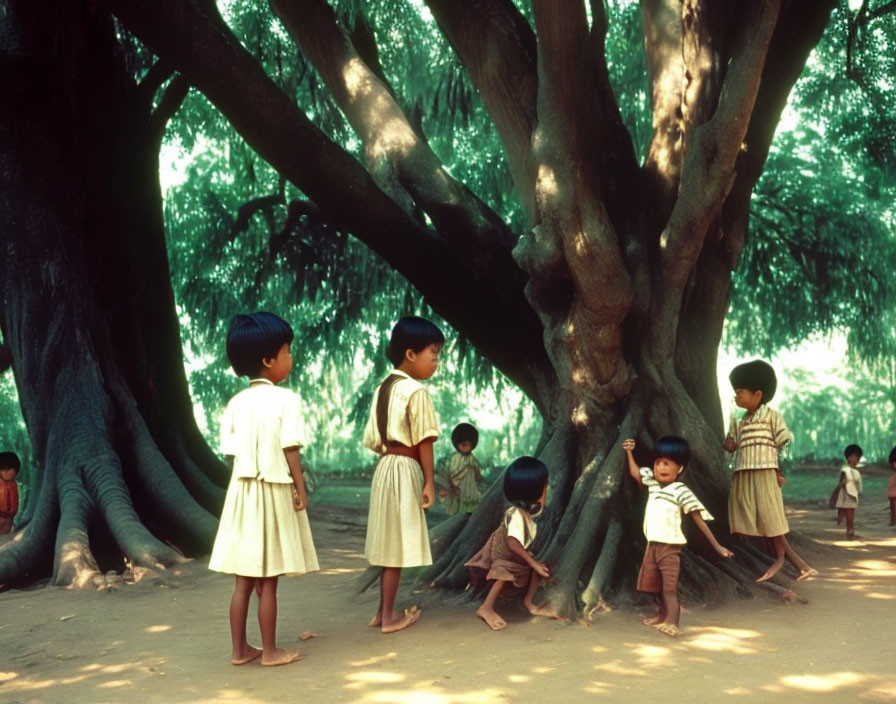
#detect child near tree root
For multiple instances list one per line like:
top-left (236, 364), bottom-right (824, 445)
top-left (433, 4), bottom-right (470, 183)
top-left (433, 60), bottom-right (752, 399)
top-left (447, 422), bottom-right (483, 515)
top-left (362, 316), bottom-right (443, 634)
top-left (209, 312), bottom-right (319, 667)
top-left (623, 436), bottom-right (733, 637)
top-left (723, 359), bottom-right (817, 582)
top-left (0, 451), bottom-right (20, 535)
top-left (465, 456), bottom-right (558, 630)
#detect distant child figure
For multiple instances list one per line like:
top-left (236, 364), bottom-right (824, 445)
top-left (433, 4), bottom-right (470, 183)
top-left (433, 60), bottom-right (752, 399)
top-left (831, 444), bottom-right (863, 539)
top-left (447, 422), bottom-right (483, 515)
top-left (465, 456), bottom-right (557, 630)
top-left (623, 437), bottom-right (733, 637)
top-left (0, 451), bottom-right (20, 535)
top-left (723, 359), bottom-right (816, 582)
top-left (209, 312), bottom-right (319, 667)
top-left (362, 316), bottom-right (443, 634)
top-left (888, 446), bottom-right (896, 527)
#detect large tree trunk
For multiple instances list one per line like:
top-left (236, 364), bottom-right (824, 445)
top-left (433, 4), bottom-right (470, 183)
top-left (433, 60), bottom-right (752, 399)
top-left (0, 0), bottom-right (223, 587)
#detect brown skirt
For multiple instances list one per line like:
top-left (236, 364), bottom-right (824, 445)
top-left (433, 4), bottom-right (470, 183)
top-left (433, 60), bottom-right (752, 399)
top-left (729, 468), bottom-right (789, 537)
top-left (465, 525), bottom-right (531, 590)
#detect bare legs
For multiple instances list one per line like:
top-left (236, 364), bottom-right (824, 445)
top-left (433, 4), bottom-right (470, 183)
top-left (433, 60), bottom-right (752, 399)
top-left (228, 575), bottom-right (300, 666)
top-left (756, 535), bottom-right (786, 582)
top-left (476, 573), bottom-right (558, 630)
top-left (844, 508), bottom-right (856, 538)
top-left (754, 535), bottom-right (817, 582)
top-left (890, 498), bottom-right (896, 526)
top-left (368, 567), bottom-right (420, 634)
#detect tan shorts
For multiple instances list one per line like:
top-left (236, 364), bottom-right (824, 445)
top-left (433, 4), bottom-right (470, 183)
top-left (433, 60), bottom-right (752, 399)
top-left (636, 542), bottom-right (682, 594)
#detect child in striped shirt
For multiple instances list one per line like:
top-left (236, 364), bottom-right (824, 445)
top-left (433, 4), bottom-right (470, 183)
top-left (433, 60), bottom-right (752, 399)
top-left (723, 360), bottom-right (816, 583)
top-left (623, 436), bottom-right (732, 637)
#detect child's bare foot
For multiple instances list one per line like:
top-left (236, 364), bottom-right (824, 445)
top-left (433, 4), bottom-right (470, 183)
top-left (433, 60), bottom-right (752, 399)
top-left (231, 645), bottom-right (262, 666)
top-left (261, 648), bottom-right (302, 667)
top-left (756, 561), bottom-right (784, 582)
top-left (641, 615), bottom-right (663, 626)
top-left (299, 630), bottom-right (316, 641)
top-left (657, 623), bottom-right (681, 637)
top-left (524, 601), bottom-right (560, 619)
top-left (796, 567), bottom-right (818, 581)
top-left (381, 607), bottom-right (421, 634)
top-left (368, 613), bottom-right (382, 627)
top-left (476, 606), bottom-right (507, 631)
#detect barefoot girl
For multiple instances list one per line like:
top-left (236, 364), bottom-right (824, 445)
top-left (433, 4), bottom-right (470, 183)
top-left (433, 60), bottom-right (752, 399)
top-left (447, 422), bottom-right (484, 515)
top-left (723, 360), bottom-right (816, 582)
top-left (832, 444), bottom-right (863, 539)
top-left (465, 456), bottom-right (557, 630)
top-left (362, 316), bottom-right (443, 634)
top-left (209, 312), bottom-right (319, 666)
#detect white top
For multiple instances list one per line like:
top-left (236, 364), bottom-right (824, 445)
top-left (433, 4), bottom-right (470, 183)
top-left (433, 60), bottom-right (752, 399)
top-left (219, 379), bottom-right (305, 483)
top-left (726, 405), bottom-right (791, 471)
top-left (839, 464), bottom-right (863, 499)
top-left (640, 467), bottom-right (713, 544)
top-left (504, 506), bottom-right (537, 549)
top-left (362, 370), bottom-right (440, 453)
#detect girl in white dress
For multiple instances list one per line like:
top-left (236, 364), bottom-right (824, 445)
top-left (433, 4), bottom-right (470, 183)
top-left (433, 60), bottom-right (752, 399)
top-left (362, 316), bottom-right (443, 633)
top-left (209, 312), bottom-right (318, 666)
top-left (832, 444), bottom-right (863, 539)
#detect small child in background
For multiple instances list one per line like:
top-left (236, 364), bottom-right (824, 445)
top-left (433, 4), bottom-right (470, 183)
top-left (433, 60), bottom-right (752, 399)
top-left (831, 444), bottom-right (863, 539)
top-left (447, 422), bottom-right (483, 515)
top-left (0, 451), bottom-right (20, 535)
top-left (465, 456), bottom-right (557, 630)
top-left (623, 437), bottom-right (733, 637)
top-left (888, 446), bottom-right (896, 528)
top-left (723, 359), bottom-right (816, 582)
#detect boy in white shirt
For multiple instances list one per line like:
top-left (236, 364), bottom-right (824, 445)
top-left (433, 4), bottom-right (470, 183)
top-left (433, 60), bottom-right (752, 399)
top-left (622, 436), bottom-right (733, 637)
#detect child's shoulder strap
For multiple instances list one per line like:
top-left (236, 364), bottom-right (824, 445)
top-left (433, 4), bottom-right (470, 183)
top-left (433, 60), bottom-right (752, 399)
top-left (376, 373), bottom-right (405, 446)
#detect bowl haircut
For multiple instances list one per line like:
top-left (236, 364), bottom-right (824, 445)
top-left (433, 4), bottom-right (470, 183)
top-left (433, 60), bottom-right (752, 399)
top-left (503, 456), bottom-right (548, 513)
top-left (654, 435), bottom-right (691, 469)
top-left (843, 444), bottom-right (863, 459)
top-left (729, 359), bottom-right (778, 403)
top-left (385, 316), bottom-right (445, 367)
top-left (0, 451), bottom-right (20, 473)
top-left (226, 312), bottom-right (294, 377)
top-left (451, 422), bottom-right (479, 451)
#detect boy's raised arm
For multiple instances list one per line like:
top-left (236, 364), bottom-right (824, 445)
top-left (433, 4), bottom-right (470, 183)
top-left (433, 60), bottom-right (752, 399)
top-left (622, 439), bottom-right (643, 488)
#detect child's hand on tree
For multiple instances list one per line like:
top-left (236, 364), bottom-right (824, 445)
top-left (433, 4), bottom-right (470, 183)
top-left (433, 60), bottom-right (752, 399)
top-left (722, 438), bottom-right (736, 453)
top-left (717, 546), bottom-right (734, 558)
top-left (534, 561), bottom-right (550, 578)
top-left (622, 439), bottom-right (636, 452)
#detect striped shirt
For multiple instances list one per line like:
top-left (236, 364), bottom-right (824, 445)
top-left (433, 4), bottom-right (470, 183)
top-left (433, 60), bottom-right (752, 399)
top-left (726, 405), bottom-right (791, 472)
top-left (640, 467), bottom-right (713, 544)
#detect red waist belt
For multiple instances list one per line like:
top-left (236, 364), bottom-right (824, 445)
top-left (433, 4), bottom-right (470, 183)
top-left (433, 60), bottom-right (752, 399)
top-left (385, 443), bottom-right (420, 462)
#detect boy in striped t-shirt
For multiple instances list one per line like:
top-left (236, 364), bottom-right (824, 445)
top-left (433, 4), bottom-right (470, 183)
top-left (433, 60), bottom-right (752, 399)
top-left (623, 436), bottom-right (733, 637)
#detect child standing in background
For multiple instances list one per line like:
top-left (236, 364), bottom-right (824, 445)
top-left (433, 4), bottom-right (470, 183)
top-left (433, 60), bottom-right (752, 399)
top-left (723, 360), bottom-right (816, 582)
top-left (0, 451), bottom-right (20, 535)
top-left (831, 444), bottom-right (863, 539)
top-left (209, 312), bottom-right (319, 667)
top-left (623, 437), bottom-right (733, 637)
top-left (888, 446), bottom-right (896, 527)
top-left (447, 422), bottom-right (483, 515)
top-left (363, 316), bottom-right (443, 634)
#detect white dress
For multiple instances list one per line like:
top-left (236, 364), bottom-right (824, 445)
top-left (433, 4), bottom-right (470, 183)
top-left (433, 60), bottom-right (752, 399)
top-left (209, 380), bottom-right (319, 577)
top-left (363, 370), bottom-right (440, 567)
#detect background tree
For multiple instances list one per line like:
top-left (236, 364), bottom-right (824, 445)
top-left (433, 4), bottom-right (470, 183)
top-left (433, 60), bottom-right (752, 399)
top-left (2, 0), bottom-right (894, 619)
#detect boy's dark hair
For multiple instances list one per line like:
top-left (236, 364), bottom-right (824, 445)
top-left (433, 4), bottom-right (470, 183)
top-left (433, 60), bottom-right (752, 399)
top-left (889, 446), bottom-right (896, 465)
top-left (451, 422), bottom-right (479, 451)
top-left (844, 444), bottom-right (863, 459)
top-left (729, 359), bottom-right (778, 403)
top-left (386, 316), bottom-right (445, 367)
top-left (503, 456), bottom-right (548, 513)
top-left (226, 312), bottom-right (294, 377)
top-left (654, 436), bottom-right (691, 468)
top-left (0, 451), bottom-right (21, 473)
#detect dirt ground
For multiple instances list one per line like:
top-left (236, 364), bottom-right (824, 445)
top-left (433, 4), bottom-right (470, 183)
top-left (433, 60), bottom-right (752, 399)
top-left (2, 502), bottom-right (895, 704)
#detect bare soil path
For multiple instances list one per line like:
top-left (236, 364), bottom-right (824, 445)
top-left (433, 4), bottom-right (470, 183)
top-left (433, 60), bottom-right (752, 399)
top-left (2, 503), bottom-right (895, 703)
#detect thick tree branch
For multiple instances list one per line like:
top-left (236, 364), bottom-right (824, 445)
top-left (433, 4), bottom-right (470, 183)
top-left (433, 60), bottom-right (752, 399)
top-left (269, 0), bottom-right (517, 268)
top-left (148, 74), bottom-right (190, 144)
top-left (425, 0), bottom-right (539, 221)
top-left (100, 0), bottom-right (554, 408)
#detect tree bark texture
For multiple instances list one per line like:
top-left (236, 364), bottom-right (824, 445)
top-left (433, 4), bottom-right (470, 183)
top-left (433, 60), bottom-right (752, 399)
top-left (0, 0), bottom-right (223, 587)
top-left (6, 0), bottom-right (837, 610)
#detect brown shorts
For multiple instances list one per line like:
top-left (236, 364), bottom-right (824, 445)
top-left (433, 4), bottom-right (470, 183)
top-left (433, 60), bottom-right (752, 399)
top-left (636, 542), bottom-right (682, 594)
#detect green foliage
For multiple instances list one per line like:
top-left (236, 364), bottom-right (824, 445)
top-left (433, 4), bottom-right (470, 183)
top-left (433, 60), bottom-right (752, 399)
top-left (0, 373), bottom-right (33, 514)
